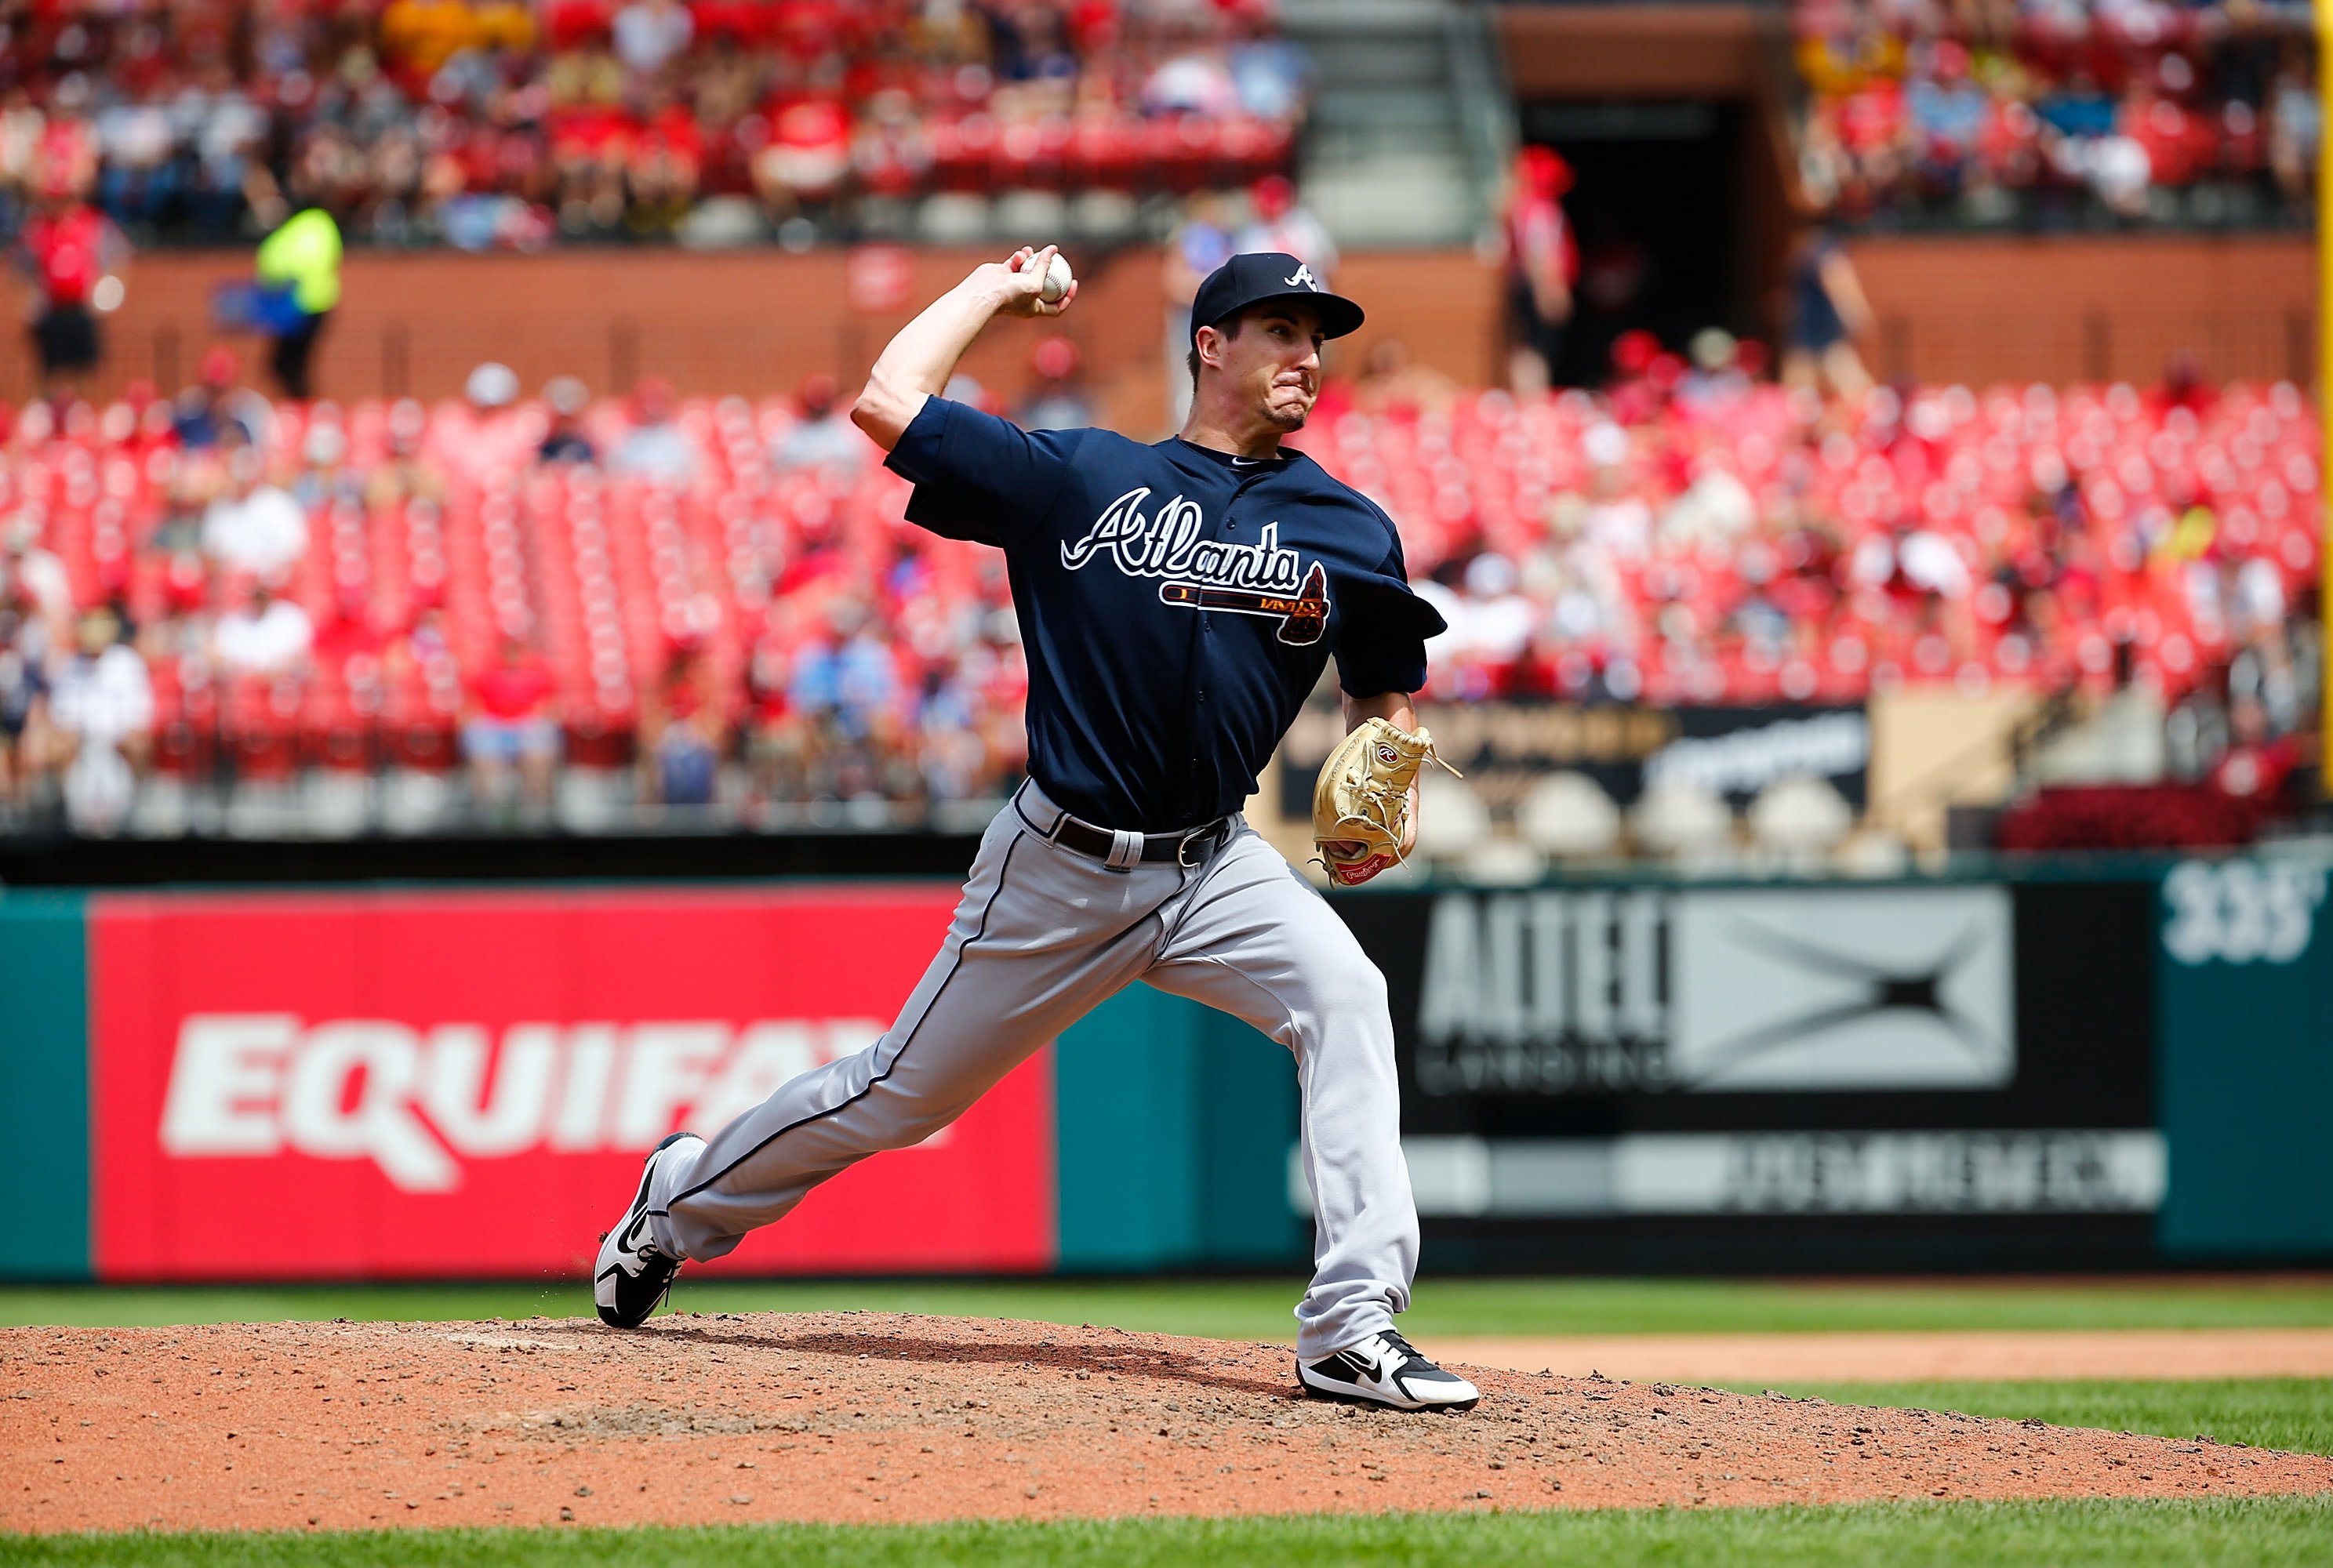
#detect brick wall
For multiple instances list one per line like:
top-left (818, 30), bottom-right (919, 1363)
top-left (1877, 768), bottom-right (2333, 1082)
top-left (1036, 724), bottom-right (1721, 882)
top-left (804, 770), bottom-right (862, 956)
top-left (5, 237), bottom-right (2310, 415)
top-left (1846, 234), bottom-right (2316, 388)
top-left (3, 245), bottom-right (1505, 433)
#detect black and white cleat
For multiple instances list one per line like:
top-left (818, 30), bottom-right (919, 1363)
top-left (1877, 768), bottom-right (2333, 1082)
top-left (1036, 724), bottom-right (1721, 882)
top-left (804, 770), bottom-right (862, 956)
top-left (1297, 1330), bottom-right (1481, 1412)
top-left (593, 1132), bottom-right (703, 1329)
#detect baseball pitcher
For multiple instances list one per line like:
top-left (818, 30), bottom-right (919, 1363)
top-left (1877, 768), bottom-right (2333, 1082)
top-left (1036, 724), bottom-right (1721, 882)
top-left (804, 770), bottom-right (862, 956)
top-left (596, 245), bottom-right (1477, 1412)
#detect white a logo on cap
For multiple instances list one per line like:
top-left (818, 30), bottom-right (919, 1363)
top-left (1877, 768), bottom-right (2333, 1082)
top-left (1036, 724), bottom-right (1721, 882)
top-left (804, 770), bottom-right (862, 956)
top-left (1284, 263), bottom-right (1319, 290)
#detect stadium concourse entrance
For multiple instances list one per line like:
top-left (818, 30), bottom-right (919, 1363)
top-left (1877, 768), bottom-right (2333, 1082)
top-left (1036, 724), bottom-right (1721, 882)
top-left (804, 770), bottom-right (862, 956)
top-left (1517, 100), bottom-right (1747, 388)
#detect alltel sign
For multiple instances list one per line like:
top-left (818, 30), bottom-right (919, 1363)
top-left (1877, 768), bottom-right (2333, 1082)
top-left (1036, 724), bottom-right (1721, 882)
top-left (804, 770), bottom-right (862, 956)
top-left (89, 889), bottom-right (1055, 1280)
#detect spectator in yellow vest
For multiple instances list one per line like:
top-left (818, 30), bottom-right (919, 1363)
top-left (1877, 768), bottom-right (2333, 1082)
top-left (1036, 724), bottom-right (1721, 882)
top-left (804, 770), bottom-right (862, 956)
top-left (253, 205), bottom-right (341, 400)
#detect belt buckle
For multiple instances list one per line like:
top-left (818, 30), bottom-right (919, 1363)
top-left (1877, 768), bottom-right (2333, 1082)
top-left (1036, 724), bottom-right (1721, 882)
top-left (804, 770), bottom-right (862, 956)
top-left (1176, 822), bottom-right (1216, 868)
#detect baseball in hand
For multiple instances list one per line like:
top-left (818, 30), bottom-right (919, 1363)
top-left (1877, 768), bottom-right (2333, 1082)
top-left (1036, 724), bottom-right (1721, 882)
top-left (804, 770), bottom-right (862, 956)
top-left (1039, 252), bottom-right (1074, 303)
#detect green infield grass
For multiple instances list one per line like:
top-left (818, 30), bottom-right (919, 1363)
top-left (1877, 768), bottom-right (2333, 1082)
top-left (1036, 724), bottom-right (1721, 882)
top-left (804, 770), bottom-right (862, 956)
top-left (5, 1498), bottom-right (2331, 1567)
top-left (8, 1275), bottom-right (2333, 1337)
top-left (1736, 1378), bottom-right (2333, 1458)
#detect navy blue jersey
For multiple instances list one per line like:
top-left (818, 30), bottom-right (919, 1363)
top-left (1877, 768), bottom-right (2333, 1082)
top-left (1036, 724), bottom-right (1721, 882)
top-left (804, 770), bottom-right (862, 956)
top-left (887, 397), bottom-right (1445, 832)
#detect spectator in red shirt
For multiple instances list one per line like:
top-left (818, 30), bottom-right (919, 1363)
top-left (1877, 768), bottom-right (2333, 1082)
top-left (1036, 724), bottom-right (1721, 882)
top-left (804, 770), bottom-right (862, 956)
top-left (743, 621), bottom-right (805, 806)
top-left (2209, 695), bottom-right (2299, 809)
top-left (2152, 350), bottom-right (2218, 417)
top-left (463, 630), bottom-right (561, 810)
top-left (311, 586), bottom-right (386, 677)
top-left (644, 643), bottom-right (723, 808)
top-left (2121, 73), bottom-right (2200, 191)
top-left (1499, 145), bottom-right (1577, 397)
top-left (1835, 76), bottom-right (1908, 199)
top-left (754, 96), bottom-right (852, 212)
top-left (622, 96), bottom-right (701, 236)
top-left (15, 174), bottom-right (123, 403)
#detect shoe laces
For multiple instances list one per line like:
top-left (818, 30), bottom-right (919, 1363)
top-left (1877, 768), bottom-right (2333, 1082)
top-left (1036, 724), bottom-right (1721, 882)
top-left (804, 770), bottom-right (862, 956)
top-left (1378, 1329), bottom-right (1426, 1367)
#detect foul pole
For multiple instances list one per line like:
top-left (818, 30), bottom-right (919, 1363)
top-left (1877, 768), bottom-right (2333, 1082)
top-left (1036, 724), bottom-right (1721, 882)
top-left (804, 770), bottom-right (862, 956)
top-left (2322, 0), bottom-right (2333, 771)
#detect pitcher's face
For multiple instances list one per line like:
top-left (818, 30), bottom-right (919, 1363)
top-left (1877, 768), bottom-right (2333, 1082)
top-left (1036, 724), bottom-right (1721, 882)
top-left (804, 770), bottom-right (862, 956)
top-left (1211, 303), bottom-right (1324, 432)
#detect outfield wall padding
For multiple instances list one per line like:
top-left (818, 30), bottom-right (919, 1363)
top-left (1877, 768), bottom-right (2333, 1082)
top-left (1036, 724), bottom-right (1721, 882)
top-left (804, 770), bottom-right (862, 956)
top-left (2, 858), bottom-right (2327, 1280)
top-left (1056, 985), bottom-right (1301, 1273)
top-left (2156, 857), bottom-right (2333, 1258)
top-left (0, 892), bottom-right (91, 1281)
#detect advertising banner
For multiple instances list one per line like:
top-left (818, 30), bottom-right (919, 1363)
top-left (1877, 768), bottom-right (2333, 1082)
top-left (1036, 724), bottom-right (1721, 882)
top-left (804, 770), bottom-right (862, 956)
top-left (1331, 877), bottom-right (2162, 1270)
top-left (1278, 699), bottom-right (1869, 820)
top-left (87, 887), bottom-right (1054, 1279)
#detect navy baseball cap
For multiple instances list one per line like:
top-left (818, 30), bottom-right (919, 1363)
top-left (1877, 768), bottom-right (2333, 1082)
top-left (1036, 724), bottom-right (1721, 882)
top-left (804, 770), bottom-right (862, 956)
top-left (1190, 252), bottom-right (1365, 343)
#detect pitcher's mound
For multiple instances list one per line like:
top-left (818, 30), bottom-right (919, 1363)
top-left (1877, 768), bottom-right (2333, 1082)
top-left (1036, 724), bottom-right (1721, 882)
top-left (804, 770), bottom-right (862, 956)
top-left (5, 1312), bottom-right (2328, 1533)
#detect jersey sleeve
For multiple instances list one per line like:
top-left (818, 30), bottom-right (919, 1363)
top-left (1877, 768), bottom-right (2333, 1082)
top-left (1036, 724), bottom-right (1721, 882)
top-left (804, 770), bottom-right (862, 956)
top-left (1332, 528), bottom-right (1447, 699)
top-left (883, 396), bottom-right (1082, 548)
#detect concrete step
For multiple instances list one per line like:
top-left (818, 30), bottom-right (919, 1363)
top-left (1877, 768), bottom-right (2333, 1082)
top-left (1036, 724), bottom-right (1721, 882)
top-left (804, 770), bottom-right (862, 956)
top-left (1307, 123), bottom-right (1466, 161)
top-left (1281, 0), bottom-right (1495, 245)
top-left (1282, 0), bottom-right (1456, 27)
top-left (1300, 42), bottom-right (1451, 92)
top-left (1307, 90), bottom-right (1459, 132)
top-left (1303, 158), bottom-right (1476, 244)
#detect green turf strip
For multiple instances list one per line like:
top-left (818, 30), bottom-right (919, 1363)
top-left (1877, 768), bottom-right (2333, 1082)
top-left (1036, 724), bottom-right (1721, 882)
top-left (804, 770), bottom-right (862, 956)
top-left (1733, 1379), bottom-right (2333, 1461)
top-left (5, 1499), bottom-right (2331, 1568)
top-left (9, 1276), bottom-right (2333, 1335)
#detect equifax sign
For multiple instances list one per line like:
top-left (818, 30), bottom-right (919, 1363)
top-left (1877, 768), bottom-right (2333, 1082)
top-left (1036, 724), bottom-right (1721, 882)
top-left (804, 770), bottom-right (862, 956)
top-left (160, 1014), bottom-right (891, 1192)
top-left (89, 887), bottom-right (1055, 1279)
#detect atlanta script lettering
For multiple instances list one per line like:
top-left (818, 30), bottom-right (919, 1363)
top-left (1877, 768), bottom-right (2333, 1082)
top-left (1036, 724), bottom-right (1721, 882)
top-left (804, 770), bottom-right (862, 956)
top-left (1060, 487), bottom-right (1306, 591)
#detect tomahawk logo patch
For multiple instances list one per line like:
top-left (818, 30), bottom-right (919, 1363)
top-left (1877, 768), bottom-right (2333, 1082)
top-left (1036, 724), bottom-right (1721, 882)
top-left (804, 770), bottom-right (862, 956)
top-left (1062, 487), bottom-right (1332, 645)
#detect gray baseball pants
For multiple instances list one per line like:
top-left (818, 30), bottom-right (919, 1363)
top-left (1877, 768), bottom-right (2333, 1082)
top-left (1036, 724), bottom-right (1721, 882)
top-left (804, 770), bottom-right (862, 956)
top-left (645, 780), bottom-right (1419, 1359)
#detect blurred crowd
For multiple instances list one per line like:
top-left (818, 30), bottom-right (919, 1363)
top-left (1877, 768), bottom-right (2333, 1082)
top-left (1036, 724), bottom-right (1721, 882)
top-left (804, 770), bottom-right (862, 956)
top-left (0, 358), bottom-right (1037, 834)
top-left (0, 0), bottom-right (1306, 252)
top-left (1795, 0), bottom-right (2319, 229)
top-left (0, 336), bottom-right (2318, 838)
top-left (1300, 337), bottom-right (2320, 805)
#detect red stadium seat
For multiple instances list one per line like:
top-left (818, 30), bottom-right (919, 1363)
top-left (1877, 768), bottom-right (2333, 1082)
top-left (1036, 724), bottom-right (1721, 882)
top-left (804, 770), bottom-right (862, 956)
top-left (220, 677), bottom-right (302, 785)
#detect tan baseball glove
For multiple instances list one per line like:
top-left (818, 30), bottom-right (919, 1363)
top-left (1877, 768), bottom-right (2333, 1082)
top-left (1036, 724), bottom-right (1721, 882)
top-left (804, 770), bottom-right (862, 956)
top-left (1312, 717), bottom-right (1459, 887)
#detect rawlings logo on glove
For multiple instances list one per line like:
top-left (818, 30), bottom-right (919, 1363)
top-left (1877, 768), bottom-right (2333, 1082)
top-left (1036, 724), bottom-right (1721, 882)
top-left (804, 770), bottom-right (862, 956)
top-left (1312, 717), bottom-right (1460, 886)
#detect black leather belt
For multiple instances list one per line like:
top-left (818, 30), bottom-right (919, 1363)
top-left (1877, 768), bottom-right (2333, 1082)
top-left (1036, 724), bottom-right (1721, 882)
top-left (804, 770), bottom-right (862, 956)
top-left (1048, 811), bottom-right (1232, 869)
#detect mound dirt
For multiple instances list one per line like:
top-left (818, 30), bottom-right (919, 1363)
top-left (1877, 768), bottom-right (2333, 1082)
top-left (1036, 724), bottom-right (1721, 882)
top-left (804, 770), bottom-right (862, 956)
top-left (5, 1313), bottom-right (2328, 1534)
top-left (1441, 1328), bottom-right (2333, 1384)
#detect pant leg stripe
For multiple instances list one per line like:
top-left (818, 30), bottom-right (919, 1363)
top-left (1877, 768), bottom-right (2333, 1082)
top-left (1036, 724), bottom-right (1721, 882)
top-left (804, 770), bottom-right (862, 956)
top-left (670, 830), bottom-right (1026, 1208)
